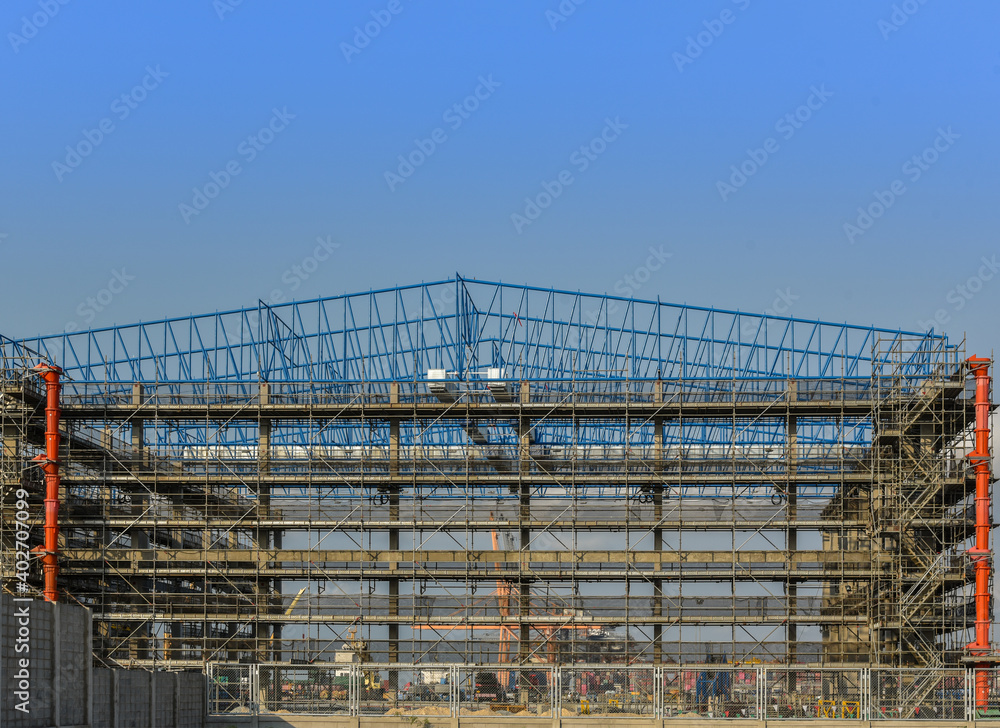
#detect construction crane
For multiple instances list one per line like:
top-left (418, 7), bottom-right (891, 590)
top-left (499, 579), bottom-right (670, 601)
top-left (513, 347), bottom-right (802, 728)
top-left (490, 513), bottom-right (519, 667)
top-left (344, 627), bottom-right (382, 698)
top-left (285, 587), bottom-right (307, 616)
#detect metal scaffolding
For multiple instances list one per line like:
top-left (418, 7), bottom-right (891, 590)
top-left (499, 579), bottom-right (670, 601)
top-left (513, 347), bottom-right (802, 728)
top-left (0, 278), bottom-right (991, 670)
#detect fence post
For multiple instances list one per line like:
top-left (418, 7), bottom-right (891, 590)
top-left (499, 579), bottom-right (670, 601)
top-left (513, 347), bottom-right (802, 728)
top-left (350, 663), bottom-right (358, 717)
top-left (655, 665), bottom-right (663, 719)
top-left (861, 667), bottom-right (869, 721)
top-left (757, 667), bottom-right (767, 720)
top-left (554, 665), bottom-right (562, 719)
top-left (251, 664), bottom-right (260, 728)
top-left (549, 665), bottom-right (562, 720)
top-left (450, 665), bottom-right (459, 717)
top-left (966, 668), bottom-right (974, 721)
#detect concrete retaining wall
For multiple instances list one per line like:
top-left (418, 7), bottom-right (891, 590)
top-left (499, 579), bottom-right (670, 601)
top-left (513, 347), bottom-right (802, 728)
top-left (1, 594), bottom-right (91, 728)
top-left (90, 669), bottom-right (205, 728)
top-left (2, 594), bottom-right (206, 728)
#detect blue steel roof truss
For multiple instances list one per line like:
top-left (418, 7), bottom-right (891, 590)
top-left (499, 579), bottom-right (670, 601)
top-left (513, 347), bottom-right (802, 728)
top-left (7, 277), bottom-right (960, 501)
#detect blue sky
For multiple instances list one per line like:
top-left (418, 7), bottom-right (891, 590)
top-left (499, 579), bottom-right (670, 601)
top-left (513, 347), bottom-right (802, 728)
top-left (1, 0), bottom-right (999, 358)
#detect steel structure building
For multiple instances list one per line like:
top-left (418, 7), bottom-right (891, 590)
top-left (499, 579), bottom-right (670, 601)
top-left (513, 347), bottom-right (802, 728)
top-left (0, 277), bottom-right (993, 670)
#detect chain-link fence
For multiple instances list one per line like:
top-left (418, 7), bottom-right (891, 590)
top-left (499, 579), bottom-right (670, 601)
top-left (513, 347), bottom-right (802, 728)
top-left (258, 664), bottom-right (353, 715)
top-left (558, 666), bottom-right (655, 717)
top-left (974, 668), bottom-right (1000, 719)
top-left (871, 669), bottom-right (967, 720)
top-left (205, 663), bottom-right (1000, 720)
top-left (764, 668), bottom-right (863, 720)
top-left (207, 664), bottom-right (255, 715)
top-left (453, 665), bottom-right (555, 717)
top-left (660, 666), bottom-right (759, 719)
top-left (356, 664), bottom-right (456, 717)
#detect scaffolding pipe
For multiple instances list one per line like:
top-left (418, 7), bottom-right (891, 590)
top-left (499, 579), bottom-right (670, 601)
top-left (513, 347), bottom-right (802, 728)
top-left (966, 356), bottom-right (993, 710)
top-left (32, 364), bottom-right (62, 603)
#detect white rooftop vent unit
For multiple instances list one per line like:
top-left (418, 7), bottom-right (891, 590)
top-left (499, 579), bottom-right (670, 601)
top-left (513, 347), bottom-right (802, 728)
top-left (427, 368), bottom-right (457, 401)
top-left (487, 367), bottom-right (513, 402)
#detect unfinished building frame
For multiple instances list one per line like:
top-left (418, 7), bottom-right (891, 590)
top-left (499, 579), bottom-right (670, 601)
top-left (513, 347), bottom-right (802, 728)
top-left (0, 277), bottom-right (992, 670)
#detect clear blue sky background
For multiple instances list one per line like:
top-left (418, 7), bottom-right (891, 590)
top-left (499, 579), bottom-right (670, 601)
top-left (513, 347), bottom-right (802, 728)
top-left (1, 0), bottom-right (998, 359)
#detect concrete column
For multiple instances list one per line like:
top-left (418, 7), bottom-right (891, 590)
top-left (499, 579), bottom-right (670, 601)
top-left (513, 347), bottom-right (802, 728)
top-left (653, 381), bottom-right (665, 665)
top-left (127, 383), bottom-right (151, 662)
top-left (131, 383), bottom-right (144, 469)
top-left (653, 487), bottom-right (663, 665)
top-left (257, 383), bottom-right (282, 661)
top-left (2, 419), bottom-right (20, 487)
top-left (518, 382), bottom-right (531, 663)
top-left (388, 387), bottom-right (400, 683)
top-left (388, 488), bottom-right (400, 686)
top-left (787, 413), bottom-right (798, 665)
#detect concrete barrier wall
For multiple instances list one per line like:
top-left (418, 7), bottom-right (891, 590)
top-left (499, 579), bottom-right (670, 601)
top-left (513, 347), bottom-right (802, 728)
top-left (177, 673), bottom-right (208, 728)
top-left (1, 595), bottom-right (90, 728)
top-left (89, 669), bottom-right (205, 728)
top-left (2, 594), bottom-right (206, 728)
top-left (115, 670), bottom-right (151, 728)
top-left (92, 670), bottom-right (112, 728)
top-left (59, 602), bottom-right (89, 726)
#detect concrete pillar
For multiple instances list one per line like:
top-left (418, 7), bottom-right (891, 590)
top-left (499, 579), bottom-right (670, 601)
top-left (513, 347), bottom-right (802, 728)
top-left (2, 418), bottom-right (20, 488)
top-left (388, 388), bottom-right (400, 683)
top-left (129, 386), bottom-right (150, 662)
top-left (787, 413), bottom-right (797, 665)
top-left (518, 382), bottom-right (531, 663)
top-left (653, 381), bottom-right (665, 665)
top-left (256, 382), bottom-right (283, 662)
top-left (131, 383), bottom-right (144, 468)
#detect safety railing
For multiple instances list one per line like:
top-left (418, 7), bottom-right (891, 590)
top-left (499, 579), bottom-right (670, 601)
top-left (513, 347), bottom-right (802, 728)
top-left (206, 664), bottom-right (1000, 720)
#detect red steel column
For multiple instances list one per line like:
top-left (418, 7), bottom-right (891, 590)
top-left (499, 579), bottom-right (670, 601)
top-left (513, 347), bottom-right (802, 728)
top-left (32, 364), bottom-right (62, 603)
top-left (966, 356), bottom-right (993, 710)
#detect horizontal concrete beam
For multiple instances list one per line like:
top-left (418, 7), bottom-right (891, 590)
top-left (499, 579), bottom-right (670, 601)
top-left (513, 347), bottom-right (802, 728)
top-left (61, 471), bottom-right (884, 485)
top-left (60, 565), bottom-right (879, 580)
top-left (60, 398), bottom-right (878, 420)
top-left (60, 547), bottom-right (870, 565)
top-left (55, 518), bottom-right (873, 531)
